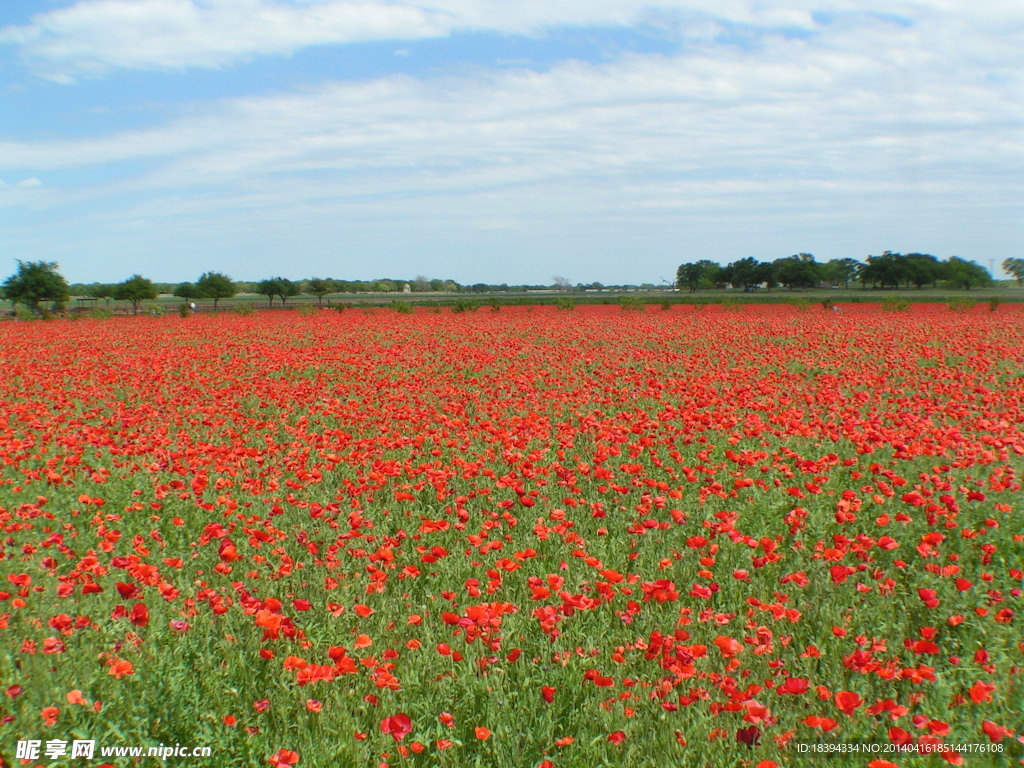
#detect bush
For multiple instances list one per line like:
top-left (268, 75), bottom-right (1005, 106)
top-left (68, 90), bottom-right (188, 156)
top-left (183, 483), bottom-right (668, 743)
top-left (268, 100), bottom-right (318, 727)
top-left (554, 297), bottom-right (576, 311)
top-left (988, 297), bottom-right (1000, 312)
top-left (233, 303), bottom-right (254, 316)
top-left (451, 299), bottom-right (479, 314)
top-left (659, 301), bottom-right (672, 311)
top-left (947, 297), bottom-right (976, 313)
top-left (178, 303), bottom-right (190, 318)
top-left (821, 298), bottom-right (834, 310)
top-left (790, 298), bottom-right (811, 311)
top-left (618, 296), bottom-right (645, 311)
top-left (882, 297), bottom-right (910, 312)
top-left (391, 300), bottom-right (413, 314)
top-left (148, 305), bottom-right (165, 317)
top-left (89, 307), bottom-right (113, 320)
top-left (718, 297), bottom-right (740, 311)
top-left (489, 299), bottom-right (501, 312)
top-left (299, 303), bottom-right (318, 316)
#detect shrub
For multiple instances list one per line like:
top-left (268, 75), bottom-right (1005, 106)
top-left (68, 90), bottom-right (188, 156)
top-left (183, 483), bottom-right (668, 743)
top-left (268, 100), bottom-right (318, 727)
top-left (554, 297), bottom-right (576, 311)
top-left (299, 303), bottom-right (318, 316)
top-left (391, 300), bottom-right (413, 314)
top-left (947, 297), bottom-right (976, 313)
top-left (489, 299), bottom-right (501, 312)
top-left (882, 297), bottom-right (910, 312)
top-left (234, 303), bottom-right (254, 316)
top-left (659, 301), bottom-right (672, 311)
top-left (618, 296), bottom-right (645, 311)
top-left (178, 303), bottom-right (190, 318)
top-left (988, 297), bottom-right (1000, 312)
top-left (451, 299), bottom-right (479, 314)
top-left (790, 298), bottom-right (811, 311)
top-left (821, 298), bottom-right (834, 310)
top-left (89, 307), bottom-right (112, 320)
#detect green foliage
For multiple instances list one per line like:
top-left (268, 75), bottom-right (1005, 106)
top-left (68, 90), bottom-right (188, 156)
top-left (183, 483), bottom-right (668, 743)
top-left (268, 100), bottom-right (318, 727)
top-left (196, 272), bottom-right (236, 309)
top-left (391, 300), bottom-right (413, 314)
top-left (617, 295), bottom-right (645, 311)
top-left (89, 307), bottom-right (113, 319)
top-left (305, 277), bottom-right (335, 305)
top-left (178, 303), bottom-right (191, 318)
top-left (789, 297), bottom-right (812, 311)
top-left (233, 303), bottom-right (254, 315)
top-left (1003, 257), bottom-right (1024, 286)
top-left (298, 303), bottom-right (318, 316)
top-left (947, 297), bottom-right (977, 312)
top-left (773, 253), bottom-right (821, 290)
top-left (451, 299), bottom-right (479, 313)
top-left (256, 276), bottom-right (300, 306)
top-left (114, 274), bottom-right (158, 314)
top-left (820, 298), bottom-right (834, 310)
top-left (173, 282), bottom-right (198, 300)
top-left (881, 297), bottom-right (910, 312)
top-left (1, 260), bottom-right (71, 311)
top-left (988, 297), bottom-right (1001, 312)
top-left (944, 256), bottom-right (991, 290)
top-left (554, 297), bottom-right (576, 311)
top-left (489, 298), bottom-right (501, 312)
top-left (675, 260), bottom-right (721, 292)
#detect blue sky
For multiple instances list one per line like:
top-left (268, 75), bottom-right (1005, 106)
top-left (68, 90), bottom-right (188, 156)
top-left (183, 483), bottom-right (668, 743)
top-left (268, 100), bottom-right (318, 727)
top-left (1, 1), bottom-right (1021, 285)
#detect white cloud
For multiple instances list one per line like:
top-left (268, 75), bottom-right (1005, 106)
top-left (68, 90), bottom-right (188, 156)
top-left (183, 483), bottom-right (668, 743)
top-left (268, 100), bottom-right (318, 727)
top-left (1, 1), bottom-right (1021, 281)
top-left (6, 0), bottom-right (1020, 80)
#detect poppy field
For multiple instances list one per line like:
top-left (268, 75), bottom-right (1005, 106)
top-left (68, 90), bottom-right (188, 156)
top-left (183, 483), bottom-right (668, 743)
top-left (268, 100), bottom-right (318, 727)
top-left (1, 304), bottom-right (1022, 768)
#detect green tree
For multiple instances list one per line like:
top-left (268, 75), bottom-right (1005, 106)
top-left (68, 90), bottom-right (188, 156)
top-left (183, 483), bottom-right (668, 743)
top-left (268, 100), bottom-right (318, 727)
top-left (305, 277), bottom-right (335, 306)
top-left (114, 274), bottom-right (157, 314)
top-left (675, 260), bottom-right (721, 292)
top-left (256, 278), bottom-right (278, 307)
top-left (1002, 257), bottom-right (1024, 286)
top-left (1, 260), bottom-right (71, 312)
top-left (861, 251), bottom-right (907, 289)
top-left (904, 253), bottom-right (941, 288)
top-left (173, 282), bottom-right (199, 302)
top-left (944, 257), bottom-right (990, 290)
top-left (195, 272), bottom-right (236, 310)
top-left (773, 253), bottom-right (820, 290)
top-left (824, 258), bottom-right (862, 288)
top-left (727, 257), bottom-right (760, 290)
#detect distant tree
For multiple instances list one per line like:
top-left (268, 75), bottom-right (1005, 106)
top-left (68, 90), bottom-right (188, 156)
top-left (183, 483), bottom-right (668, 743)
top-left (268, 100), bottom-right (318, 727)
top-left (173, 282), bottom-right (198, 301)
top-left (114, 274), bottom-right (157, 314)
top-left (754, 261), bottom-right (777, 290)
top-left (1, 260), bottom-right (70, 312)
top-left (773, 253), bottom-right (820, 290)
top-left (276, 278), bottom-right (300, 305)
top-left (676, 260), bottom-right (720, 292)
top-left (413, 275), bottom-right (431, 292)
top-left (728, 257), bottom-right (761, 289)
top-left (861, 251), bottom-right (907, 289)
top-left (903, 253), bottom-right (941, 288)
top-left (256, 279), bottom-right (278, 307)
top-left (552, 276), bottom-right (572, 292)
top-left (824, 258), bottom-right (862, 288)
top-left (1002, 257), bottom-right (1024, 286)
top-left (87, 283), bottom-right (116, 304)
top-left (305, 277), bottom-right (335, 306)
top-left (196, 272), bottom-right (236, 310)
top-left (944, 257), bottom-right (990, 290)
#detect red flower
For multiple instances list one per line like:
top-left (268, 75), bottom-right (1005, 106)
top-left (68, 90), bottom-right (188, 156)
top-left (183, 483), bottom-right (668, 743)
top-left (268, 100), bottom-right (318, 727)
top-left (380, 713), bottom-right (412, 742)
top-left (834, 690), bottom-right (863, 716)
top-left (268, 749), bottom-right (299, 767)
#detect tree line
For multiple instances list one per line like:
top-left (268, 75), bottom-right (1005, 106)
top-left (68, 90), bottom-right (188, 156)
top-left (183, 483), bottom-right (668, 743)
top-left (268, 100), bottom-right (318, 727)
top-left (676, 253), bottom-right (1016, 292)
